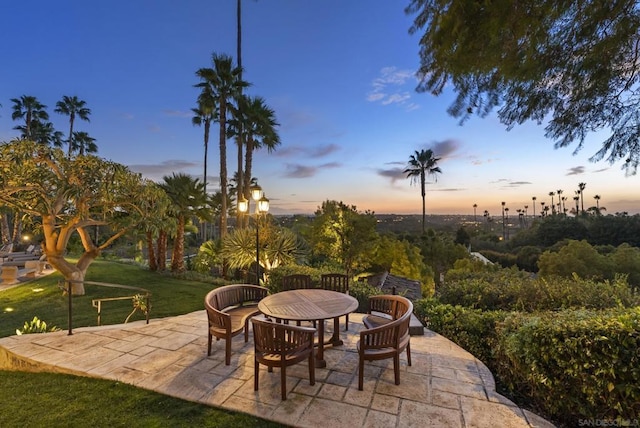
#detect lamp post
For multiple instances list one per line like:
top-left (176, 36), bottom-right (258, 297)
top-left (249, 185), bottom-right (269, 285)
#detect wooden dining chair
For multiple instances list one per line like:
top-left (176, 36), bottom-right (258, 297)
top-left (281, 274), bottom-right (313, 291)
top-left (320, 273), bottom-right (350, 330)
top-left (357, 298), bottom-right (413, 391)
top-left (251, 318), bottom-right (316, 400)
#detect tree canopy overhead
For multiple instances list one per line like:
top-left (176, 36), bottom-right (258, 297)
top-left (406, 0), bottom-right (640, 173)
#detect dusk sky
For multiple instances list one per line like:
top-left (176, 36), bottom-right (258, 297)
top-left (1, 1), bottom-right (639, 216)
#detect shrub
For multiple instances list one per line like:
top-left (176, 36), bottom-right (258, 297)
top-left (266, 265), bottom-right (325, 294)
top-left (16, 316), bottom-right (60, 335)
top-left (413, 298), bottom-right (507, 364)
top-left (494, 308), bottom-right (640, 425)
top-left (439, 268), bottom-right (639, 312)
top-left (349, 281), bottom-right (383, 313)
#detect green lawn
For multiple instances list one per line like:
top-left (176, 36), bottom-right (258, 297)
top-left (0, 260), bottom-right (285, 427)
top-left (0, 259), bottom-right (216, 337)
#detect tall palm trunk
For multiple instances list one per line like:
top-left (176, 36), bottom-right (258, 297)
top-left (202, 120), bottom-right (210, 241)
top-left (244, 136), bottom-right (255, 221)
top-left (157, 230), bottom-right (167, 271)
top-left (219, 101), bottom-right (228, 239)
top-left (236, 0), bottom-right (245, 229)
top-left (420, 171), bottom-right (426, 233)
top-left (147, 231), bottom-right (158, 271)
top-left (67, 113), bottom-right (75, 156)
top-left (171, 216), bottom-right (185, 272)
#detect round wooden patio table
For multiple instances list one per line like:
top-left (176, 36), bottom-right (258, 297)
top-left (258, 289), bottom-right (358, 368)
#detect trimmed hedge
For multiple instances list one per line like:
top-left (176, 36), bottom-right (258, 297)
top-left (413, 298), bottom-right (507, 364)
top-left (440, 270), bottom-right (638, 312)
top-left (495, 308), bottom-right (640, 425)
top-left (418, 298), bottom-right (640, 426)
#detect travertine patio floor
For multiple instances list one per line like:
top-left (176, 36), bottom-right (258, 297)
top-left (0, 311), bottom-right (554, 427)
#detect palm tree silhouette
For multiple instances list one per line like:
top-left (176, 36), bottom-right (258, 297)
top-left (11, 95), bottom-right (49, 140)
top-left (548, 191), bottom-right (556, 215)
top-left (55, 96), bottom-right (91, 156)
top-left (196, 53), bottom-right (248, 239)
top-left (532, 196), bottom-right (537, 218)
top-left (404, 149), bottom-right (442, 233)
top-left (578, 182), bottom-right (587, 214)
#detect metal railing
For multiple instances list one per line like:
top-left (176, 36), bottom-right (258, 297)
top-left (58, 280), bottom-right (151, 335)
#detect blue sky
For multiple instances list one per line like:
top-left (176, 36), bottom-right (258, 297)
top-left (1, 0), bottom-right (638, 216)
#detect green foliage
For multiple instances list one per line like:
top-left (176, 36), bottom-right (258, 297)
top-left (477, 249), bottom-right (518, 268)
top-left (265, 265), bottom-right (324, 294)
top-left (16, 316), bottom-right (60, 335)
top-left (349, 281), bottom-right (384, 313)
top-left (406, 0), bottom-right (640, 172)
top-left (309, 200), bottom-right (379, 275)
top-left (514, 245), bottom-right (541, 272)
top-left (193, 240), bottom-right (222, 274)
top-left (370, 235), bottom-right (434, 295)
top-left (441, 267), bottom-right (638, 312)
top-left (415, 228), bottom-right (469, 282)
top-left (537, 239), bottom-right (640, 288)
top-left (221, 223), bottom-right (307, 284)
top-left (494, 309), bottom-right (640, 424)
top-left (413, 298), bottom-right (507, 364)
top-left (0, 370), bottom-right (282, 427)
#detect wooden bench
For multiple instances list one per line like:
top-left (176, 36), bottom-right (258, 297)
top-left (358, 296), bottom-right (413, 390)
top-left (1, 266), bottom-right (38, 285)
top-left (204, 284), bottom-right (268, 365)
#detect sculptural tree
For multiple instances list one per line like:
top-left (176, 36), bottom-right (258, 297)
top-left (0, 140), bottom-right (164, 295)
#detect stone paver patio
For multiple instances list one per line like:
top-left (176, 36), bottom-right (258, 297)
top-left (0, 311), bottom-right (555, 427)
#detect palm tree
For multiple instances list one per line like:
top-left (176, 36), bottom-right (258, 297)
top-left (159, 173), bottom-right (209, 272)
top-left (72, 131), bottom-right (98, 155)
top-left (593, 194), bottom-right (603, 215)
top-left (239, 95), bottom-right (280, 217)
top-left (573, 195), bottom-right (580, 215)
top-left (501, 201), bottom-right (506, 240)
top-left (55, 96), bottom-right (91, 156)
top-left (556, 189), bottom-right (564, 213)
top-left (195, 53), bottom-right (248, 239)
top-left (578, 182), bottom-right (587, 214)
top-left (404, 149), bottom-right (442, 233)
top-left (548, 191), bottom-right (555, 215)
top-left (26, 120), bottom-right (64, 146)
top-left (532, 196), bottom-right (537, 218)
top-left (192, 84), bottom-right (217, 194)
top-left (11, 95), bottom-right (49, 140)
top-left (473, 203), bottom-right (477, 222)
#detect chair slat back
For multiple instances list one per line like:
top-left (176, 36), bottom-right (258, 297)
top-left (281, 274), bottom-right (313, 291)
top-left (320, 273), bottom-right (349, 294)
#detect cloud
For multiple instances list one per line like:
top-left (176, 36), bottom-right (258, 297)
top-left (431, 139), bottom-right (460, 158)
top-left (276, 143), bottom-right (340, 158)
top-left (284, 164), bottom-right (317, 178)
top-left (283, 161), bottom-right (342, 178)
top-left (128, 160), bottom-right (205, 182)
top-left (377, 167), bottom-right (405, 184)
top-left (566, 166), bottom-right (585, 175)
top-left (367, 67), bottom-right (418, 111)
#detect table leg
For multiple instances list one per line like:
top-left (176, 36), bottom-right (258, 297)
top-left (330, 317), bottom-right (343, 346)
top-left (316, 319), bottom-right (326, 368)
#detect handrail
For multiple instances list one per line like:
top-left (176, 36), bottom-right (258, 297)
top-left (58, 280), bottom-right (152, 336)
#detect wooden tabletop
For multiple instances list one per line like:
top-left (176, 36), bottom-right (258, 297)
top-left (258, 289), bottom-right (358, 322)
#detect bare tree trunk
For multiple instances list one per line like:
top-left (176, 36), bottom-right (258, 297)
top-left (11, 214), bottom-right (22, 246)
top-left (0, 212), bottom-right (11, 245)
